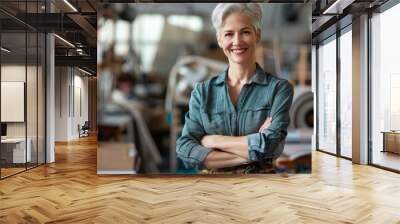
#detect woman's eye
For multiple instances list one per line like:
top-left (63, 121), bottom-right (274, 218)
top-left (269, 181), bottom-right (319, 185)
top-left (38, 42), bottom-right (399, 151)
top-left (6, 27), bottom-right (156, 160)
top-left (224, 33), bottom-right (232, 37)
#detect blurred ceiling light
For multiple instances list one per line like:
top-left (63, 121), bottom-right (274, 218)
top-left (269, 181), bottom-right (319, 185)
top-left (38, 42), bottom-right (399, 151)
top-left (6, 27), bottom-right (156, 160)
top-left (78, 67), bottom-right (93, 76)
top-left (323, 0), bottom-right (341, 14)
top-left (76, 48), bottom-right (84, 55)
top-left (167, 15), bottom-right (203, 32)
top-left (75, 42), bottom-right (83, 47)
top-left (54, 34), bottom-right (75, 48)
top-left (323, 0), bottom-right (354, 15)
top-left (63, 0), bottom-right (78, 12)
top-left (1, 47), bottom-right (11, 53)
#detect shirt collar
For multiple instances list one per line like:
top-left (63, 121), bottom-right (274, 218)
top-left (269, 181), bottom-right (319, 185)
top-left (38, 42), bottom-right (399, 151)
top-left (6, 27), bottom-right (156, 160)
top-left (213, 63), bottom-right (269, 86)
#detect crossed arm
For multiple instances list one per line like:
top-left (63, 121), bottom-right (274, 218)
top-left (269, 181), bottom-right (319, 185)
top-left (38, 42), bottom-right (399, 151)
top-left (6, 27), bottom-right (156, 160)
top-left (176, 80), bottom-right (293, 170)
top-left (202, 118), bottom-right (272, 169)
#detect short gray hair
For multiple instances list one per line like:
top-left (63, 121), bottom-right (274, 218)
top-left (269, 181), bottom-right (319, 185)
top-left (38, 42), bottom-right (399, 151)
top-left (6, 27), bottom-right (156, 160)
top-left (211, 3), bottom-right (263, 33)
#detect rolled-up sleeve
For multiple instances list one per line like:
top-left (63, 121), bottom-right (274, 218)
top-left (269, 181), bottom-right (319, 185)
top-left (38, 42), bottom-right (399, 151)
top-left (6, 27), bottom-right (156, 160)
top-left (176, 84), bottom-right (212, 169)
top-left (247, 80), bottom-right (294, 162)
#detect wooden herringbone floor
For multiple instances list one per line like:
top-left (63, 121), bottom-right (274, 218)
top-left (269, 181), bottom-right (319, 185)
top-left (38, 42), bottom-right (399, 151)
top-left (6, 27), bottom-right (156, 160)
top-left (1, 135), bottom-right (400, 224)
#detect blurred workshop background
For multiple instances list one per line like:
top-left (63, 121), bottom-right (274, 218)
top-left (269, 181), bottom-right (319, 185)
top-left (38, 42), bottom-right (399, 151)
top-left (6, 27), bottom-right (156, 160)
top-left (97, 3), bottom-right (312, 174)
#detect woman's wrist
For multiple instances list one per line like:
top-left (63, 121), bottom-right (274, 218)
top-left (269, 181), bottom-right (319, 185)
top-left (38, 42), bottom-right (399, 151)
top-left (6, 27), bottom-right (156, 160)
top-left (201, 135), bottom-right (218, 148)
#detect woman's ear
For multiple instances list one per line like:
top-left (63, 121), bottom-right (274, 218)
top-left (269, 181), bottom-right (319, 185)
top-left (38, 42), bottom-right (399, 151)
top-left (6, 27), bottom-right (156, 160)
top-left (216, 32), bottom-right (223, 48)
top-left (256, 29), bottom-right (261, 44)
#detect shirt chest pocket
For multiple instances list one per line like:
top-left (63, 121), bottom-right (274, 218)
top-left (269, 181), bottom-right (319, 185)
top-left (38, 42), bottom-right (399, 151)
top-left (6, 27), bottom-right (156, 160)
top-left (243, 106), bottom-right (271, 134)
top-left (200, 112), bottom-right (225, 135)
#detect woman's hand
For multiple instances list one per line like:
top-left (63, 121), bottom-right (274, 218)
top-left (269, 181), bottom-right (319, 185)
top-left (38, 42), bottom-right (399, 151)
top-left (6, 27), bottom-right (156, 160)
top-left (201, 135), bottom-right (249, 159)
top-left (204, 150), bottom-right (248, 169)
top-left (201, 135), bottom-right (217, 148)
top-left (259, 117), bottom-right (272, 132)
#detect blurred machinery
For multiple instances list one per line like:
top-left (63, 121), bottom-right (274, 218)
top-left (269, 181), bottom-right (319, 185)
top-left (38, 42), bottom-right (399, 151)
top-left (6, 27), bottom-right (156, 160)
top-left (290, 86), bottom-right (314, 129)
top-left (279, 86), bottom-right (313, 173)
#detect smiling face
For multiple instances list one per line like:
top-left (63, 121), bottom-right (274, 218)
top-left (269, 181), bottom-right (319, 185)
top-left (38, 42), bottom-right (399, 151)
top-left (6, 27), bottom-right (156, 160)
top-left (217, 12), bottom-right (261, 66)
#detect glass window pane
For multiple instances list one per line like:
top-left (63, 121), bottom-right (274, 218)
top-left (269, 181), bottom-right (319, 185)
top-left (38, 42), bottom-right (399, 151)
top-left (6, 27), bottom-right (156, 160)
top-left (1, 31), bottom-right (27, 177)
top-left (340, 29), bottom-right (352, 158)
top-left (98, 19), bottom-right (115, 45)
top-left (317, 37), bottom-right (337, 154)
top-left (38, 32), bottom-right (45, 165)
top-left (167, 15), bottom-right (203, 32)
top-left (132, 14), bottom-right (165, 72)
top-left (371, 3), bottom-right (400, 171)
top-left (0, 0), bottom-right (46, 179)
top-left (115, 20), bottom-right (130, 42)
top-left (27, 31), bottom-right (38, 169)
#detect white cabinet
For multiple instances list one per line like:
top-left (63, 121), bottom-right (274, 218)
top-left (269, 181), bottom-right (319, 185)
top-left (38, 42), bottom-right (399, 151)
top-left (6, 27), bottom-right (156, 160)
top-left (1, 138), bottom-right (32, 163)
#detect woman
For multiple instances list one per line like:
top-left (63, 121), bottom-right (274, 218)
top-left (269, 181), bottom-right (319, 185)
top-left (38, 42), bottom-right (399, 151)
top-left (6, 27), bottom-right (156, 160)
top-left (176, 3), bottom-right (294, 174)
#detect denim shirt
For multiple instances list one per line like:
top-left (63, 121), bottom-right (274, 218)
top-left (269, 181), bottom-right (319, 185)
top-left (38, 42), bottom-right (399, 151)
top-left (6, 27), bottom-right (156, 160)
top-left (176, 64), bottom-right (294, 169)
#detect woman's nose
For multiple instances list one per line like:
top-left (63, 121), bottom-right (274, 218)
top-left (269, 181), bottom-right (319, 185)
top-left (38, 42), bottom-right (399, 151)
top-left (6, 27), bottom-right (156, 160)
top-left (232, 33), bottom-right (242, 45)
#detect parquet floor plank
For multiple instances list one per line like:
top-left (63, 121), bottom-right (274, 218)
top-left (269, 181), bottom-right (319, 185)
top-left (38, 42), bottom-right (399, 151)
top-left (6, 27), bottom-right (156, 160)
top-left (0, 136), bottom-right (400, 223)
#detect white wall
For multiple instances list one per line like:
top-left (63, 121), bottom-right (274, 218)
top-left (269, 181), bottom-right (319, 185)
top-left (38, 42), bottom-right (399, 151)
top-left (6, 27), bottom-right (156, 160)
top-left (76, 71), bottom-right (89, 138)
top-left (55, 67), bottom-right (89, 141)
top-left (55, 67), bottom-right (69, 141)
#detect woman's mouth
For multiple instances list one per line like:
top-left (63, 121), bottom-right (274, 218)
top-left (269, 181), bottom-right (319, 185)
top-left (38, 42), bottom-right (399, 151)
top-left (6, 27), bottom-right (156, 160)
top-left (231, 48), bottom-right (247, 55)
